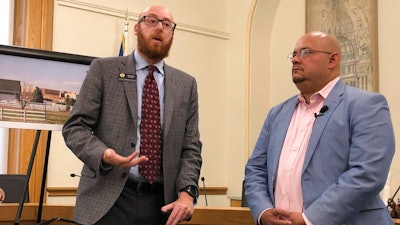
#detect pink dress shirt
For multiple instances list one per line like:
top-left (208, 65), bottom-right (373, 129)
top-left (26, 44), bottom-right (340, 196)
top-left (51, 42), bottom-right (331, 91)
top-left (274, 77), bottom-right (339, 224)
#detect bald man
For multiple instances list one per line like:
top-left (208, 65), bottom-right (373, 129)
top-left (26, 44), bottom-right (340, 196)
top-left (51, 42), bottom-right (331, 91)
top-left (245, 32), bottom-right (395, 225)
top-left (63, 5), bottom-right (202, 225)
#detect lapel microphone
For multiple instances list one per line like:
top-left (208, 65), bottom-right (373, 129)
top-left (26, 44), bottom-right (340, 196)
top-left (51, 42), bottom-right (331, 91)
top-left (314, 105), bottom-right (329, 118)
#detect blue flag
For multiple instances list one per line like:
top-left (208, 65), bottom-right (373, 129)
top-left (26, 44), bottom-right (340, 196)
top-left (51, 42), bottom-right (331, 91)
top-left (119, 34), bottom-right (125, 56)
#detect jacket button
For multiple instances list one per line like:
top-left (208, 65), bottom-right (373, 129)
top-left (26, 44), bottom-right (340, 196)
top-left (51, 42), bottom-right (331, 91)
top-left (121, 172), bottom-right (127, 178)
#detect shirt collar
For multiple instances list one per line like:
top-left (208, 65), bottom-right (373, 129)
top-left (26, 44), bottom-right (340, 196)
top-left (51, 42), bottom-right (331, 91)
top-left (134, 50), bottom-right (165, 76)
top-left (297, 76), bottom-right (340, 103)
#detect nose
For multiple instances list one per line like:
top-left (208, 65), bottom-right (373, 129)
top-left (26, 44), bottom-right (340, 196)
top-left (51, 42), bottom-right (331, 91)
top-left (155, 21), bottom-right (163, 31)
top-left (291, 55), bottom-right (300, 64)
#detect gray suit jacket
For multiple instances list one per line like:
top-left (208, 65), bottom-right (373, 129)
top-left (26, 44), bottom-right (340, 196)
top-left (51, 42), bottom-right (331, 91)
top-left (62, 53), bottom-right (202, 225)
top-left (245, 80), bottom-right (395, 225)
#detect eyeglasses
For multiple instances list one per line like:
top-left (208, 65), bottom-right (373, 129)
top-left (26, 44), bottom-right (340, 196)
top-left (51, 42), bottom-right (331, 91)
top-left (287, 48), bottom-right (332, 61)
top-left (139, 16), bottom-right (176, 31)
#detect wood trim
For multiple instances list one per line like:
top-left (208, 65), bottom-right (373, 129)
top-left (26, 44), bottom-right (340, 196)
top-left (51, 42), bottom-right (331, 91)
top-left (47, 187), bottom-right (77, 197)
top-left (8, 130), bottom-right (49, 203)
top-left (230, 199), bottom-right (242, 207)
top-left (10, 0), bottom-right (54, 204)
top-left (199, 187), bottom-right (227, 195)
top-left (47, 187), bottom-right (228, 197)
top-left (0, 203), bottom-right (74, 224)
top-left (57, 0), bottom-right (229, 40)
top-left (180, 206), bottom-right (253, 225)
top-left (13, 0), bottom-right (54, 49)
top-left (1, 204), bottom-right (400, 225)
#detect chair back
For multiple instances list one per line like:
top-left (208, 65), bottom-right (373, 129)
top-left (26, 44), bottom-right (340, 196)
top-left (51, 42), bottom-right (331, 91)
top-left (0, 174), bottom-right (29, 203)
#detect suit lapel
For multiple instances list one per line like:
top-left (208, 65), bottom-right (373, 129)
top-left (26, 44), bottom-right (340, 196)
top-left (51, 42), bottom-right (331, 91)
top-left (270, 98), bottom-right (298, 185)
top-left (118, 54), bottom-right (138, 129)
top-left (302, 81), bottom-right (345, 173)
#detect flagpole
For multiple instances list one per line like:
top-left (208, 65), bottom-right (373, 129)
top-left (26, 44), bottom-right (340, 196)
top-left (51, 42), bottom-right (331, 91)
top-left (124, 9), bottom-right (129, 56)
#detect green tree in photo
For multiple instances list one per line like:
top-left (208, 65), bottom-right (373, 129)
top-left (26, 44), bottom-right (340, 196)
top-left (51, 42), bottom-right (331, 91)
top-left (32, 87), bottom-right (44, 103)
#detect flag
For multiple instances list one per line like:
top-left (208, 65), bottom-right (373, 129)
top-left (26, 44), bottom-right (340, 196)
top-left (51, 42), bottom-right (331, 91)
top-left (118, 34), bottom-right (125, 56)
top-left (119, 10), bottom-right (129, 56)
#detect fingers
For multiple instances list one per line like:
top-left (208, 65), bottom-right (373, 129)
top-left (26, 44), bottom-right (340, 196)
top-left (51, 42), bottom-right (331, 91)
top-left (164, 198), bottom-right (194, 225)
top-left (166, 208), bottom-right (190, 225)
top-left (286, 212), bottom-right (305, 225)
top-left (102, 149), bottom-right (148, 167)
top-left (161, 204), bottom-right (173, 214)
top-left (275, 208), bottom-right (291, 219)
top-left (261, 208), bottom-right (292, 225)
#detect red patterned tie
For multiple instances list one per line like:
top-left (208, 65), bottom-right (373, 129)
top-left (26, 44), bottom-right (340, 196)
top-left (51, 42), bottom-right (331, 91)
top-left (139, 65), bottom-right (162, 183)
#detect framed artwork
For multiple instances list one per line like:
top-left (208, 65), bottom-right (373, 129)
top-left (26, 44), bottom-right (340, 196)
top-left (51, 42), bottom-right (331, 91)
top-left (0, 45), bottom-right (95, 130)
top-left (306, 0), bottom-right (378, 92)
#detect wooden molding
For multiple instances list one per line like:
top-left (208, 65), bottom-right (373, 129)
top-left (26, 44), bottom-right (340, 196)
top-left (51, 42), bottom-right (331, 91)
top-left (57, 0), bottom-right (229, 40)
top-left (47, 187), bottom-right (77, 197)
top-left (0, 203), bottom-right (74, 224)
top-left (1, 204), bottom-right (400, 225)
top-left (47, 186), bottom-right (228, 197)
top-left (13, 0), bottom-right (54, 49)
top-left (10, 0), bottom-right (54, 204)
top-left (200, 187), bottom-right (227, 195)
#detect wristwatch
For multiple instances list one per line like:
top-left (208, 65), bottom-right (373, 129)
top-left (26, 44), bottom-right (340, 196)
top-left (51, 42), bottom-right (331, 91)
top-left (181, 185), bottom-right (199, 198)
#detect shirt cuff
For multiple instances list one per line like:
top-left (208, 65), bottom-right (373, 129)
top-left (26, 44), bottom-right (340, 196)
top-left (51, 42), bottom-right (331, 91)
top-left (302, 213), bottom-right (313, 225)
top-left (257, 208), bottom-right (271, 225)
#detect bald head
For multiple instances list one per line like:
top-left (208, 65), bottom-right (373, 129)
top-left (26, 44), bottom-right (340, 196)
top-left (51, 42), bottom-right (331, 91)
top-left (300, 31), bottom-right (341, 56)
top-left (139, 5), bottom-right (174, 22)
top-left (135, 5), bottom-right (175, 64)
top-left (290, 32), bottom-right (342, 101)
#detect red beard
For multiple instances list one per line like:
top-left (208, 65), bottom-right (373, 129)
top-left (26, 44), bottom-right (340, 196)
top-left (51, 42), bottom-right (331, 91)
top-left (137, 30), bottom-right (173, 62)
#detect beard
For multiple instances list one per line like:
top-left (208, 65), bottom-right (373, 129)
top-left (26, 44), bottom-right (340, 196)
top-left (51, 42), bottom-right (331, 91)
top-left (137, 30), bottom-right (173, 62)
top-left (292, 75), bottom-right (305, 84)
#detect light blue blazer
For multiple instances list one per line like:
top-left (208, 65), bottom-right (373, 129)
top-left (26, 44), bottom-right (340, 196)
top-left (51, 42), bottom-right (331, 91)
top-left (245, 80), bottom-right (395, 225)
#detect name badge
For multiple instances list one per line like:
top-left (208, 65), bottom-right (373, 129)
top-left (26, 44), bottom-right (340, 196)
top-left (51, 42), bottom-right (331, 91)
top-left (118, 72), bottom-right (136, 82)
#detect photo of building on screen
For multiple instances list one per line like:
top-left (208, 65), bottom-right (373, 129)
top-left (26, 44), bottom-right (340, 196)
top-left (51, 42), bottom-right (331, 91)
top-left (0, 78), bottom-right (78, 125)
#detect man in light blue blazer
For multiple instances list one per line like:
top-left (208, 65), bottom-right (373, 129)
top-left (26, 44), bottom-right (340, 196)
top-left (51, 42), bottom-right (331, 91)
top-left (245, 31), bottom-right (395, 225)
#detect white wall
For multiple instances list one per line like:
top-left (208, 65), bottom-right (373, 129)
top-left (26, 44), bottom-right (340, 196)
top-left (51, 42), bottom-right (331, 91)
top-left (378, 0), bottom-right (400, 197)
top-left (46, 0), bottom-right (400, 206)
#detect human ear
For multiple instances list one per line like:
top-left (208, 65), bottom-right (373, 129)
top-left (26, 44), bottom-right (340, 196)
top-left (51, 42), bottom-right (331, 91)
top-left (328, 52), bottom-right (340, 68)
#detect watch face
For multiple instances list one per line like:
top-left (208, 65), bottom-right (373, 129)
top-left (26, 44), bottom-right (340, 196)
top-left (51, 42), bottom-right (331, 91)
top-left (186, 185), bottom-right (199, 197)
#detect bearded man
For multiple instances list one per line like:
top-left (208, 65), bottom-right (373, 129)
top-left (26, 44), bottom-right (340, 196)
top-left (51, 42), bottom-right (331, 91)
top-left (63, 5), bottom-right (202, 225)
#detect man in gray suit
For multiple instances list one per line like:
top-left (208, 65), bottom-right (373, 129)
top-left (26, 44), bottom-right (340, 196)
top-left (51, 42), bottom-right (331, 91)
top-left (245, 32), bottom-right (395, 225)
top-left (63, 5), bottom-right (202, 225)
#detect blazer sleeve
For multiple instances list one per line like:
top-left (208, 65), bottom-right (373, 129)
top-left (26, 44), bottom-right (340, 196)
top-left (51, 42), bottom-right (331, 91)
top-left (62, 59), bottom-right (109, 174)
top-left (175, 77), bottom-right (202, 190)
top-left (244, 108), bottom-right (277, 222)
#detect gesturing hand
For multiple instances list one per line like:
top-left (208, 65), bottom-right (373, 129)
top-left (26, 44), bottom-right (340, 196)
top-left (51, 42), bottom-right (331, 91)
top-left (102, 148), bottom-right (148, 167)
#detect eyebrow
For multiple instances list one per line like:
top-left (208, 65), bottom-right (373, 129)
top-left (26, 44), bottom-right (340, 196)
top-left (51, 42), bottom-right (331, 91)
top-left (145, 13), bottom-right (173, 22)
